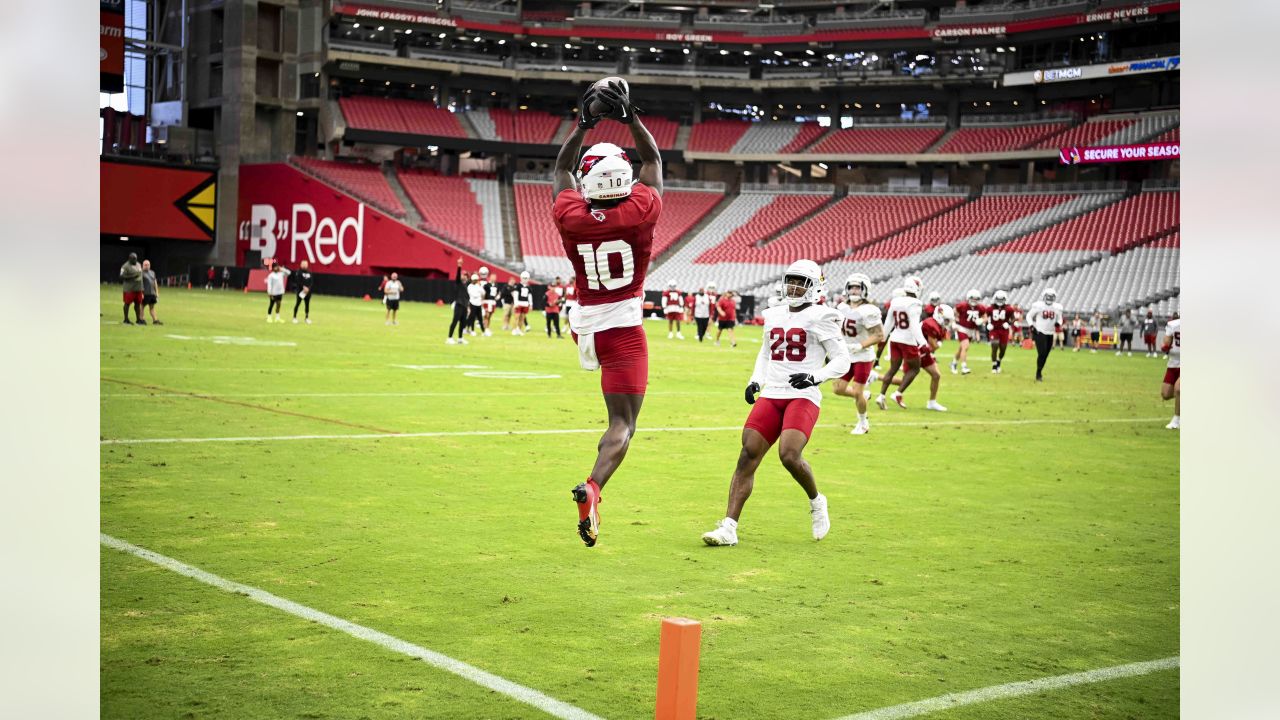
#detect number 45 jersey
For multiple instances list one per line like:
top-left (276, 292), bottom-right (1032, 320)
top-left (752, 304), bottom-right (847, 407)
top-left (554, 183), bottom-right (663, 333)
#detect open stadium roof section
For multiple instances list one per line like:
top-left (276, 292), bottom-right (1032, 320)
top-left (292, 157), bottom-right (407, 219)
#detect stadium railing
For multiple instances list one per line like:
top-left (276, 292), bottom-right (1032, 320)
top-left (572, 9), bottom-right (682, 28)
top-left (741, 182), bottom-right (837, 195)
top-left (844, 183), bottom-right (971, 196)
top-left (984, 181), bottom-right (1129, 195)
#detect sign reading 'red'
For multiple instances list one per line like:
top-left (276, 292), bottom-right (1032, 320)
top-left (236, 163), bottom-right (500, 276)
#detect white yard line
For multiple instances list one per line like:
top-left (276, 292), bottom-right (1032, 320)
top-left (100, 534), bottom-right (604, 720)
top-left (100, 417), bottom-right (1170, 445)
top-left (100, 390), bottom-right (728, 399)
top-left (830, 656), bottom-right (1179, 720)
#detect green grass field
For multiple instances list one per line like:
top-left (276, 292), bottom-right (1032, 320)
top-left (100, 287), bottom-right (1179, 719)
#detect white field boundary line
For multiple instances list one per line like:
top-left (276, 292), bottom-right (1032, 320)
top-left (101, 417), bottom-right (1170, 445)
top-left (830, 656), bottom-right (1179, 720)
top-left (100, 390), bottom-right (731, 399)
top-left (100, 533), bottom-right (605, 720)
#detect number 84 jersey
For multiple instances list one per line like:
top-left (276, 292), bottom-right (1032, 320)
top-left (752, 304), bottom-right (847, 407)
top-left (554, 183), bottom-right (663, 308)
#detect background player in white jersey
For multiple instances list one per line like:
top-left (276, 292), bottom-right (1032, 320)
top-left (1161, 314), bottom-right (1180, 429)
top-left (1027, 288), bottom-right (1065, 382)
top-left (553, 78), bottom-right (663, 547)
top-left (876, 277), bottom-right (927, 409)
top-left (832, 273), bottom-right (884, 436)
top-left (702, 260), bottom-right (850, 547)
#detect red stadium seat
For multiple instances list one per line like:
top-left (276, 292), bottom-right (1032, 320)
top-left (339, 96), bottom-right (468, 138)
top-left (807, 126), bottom-right (945, 155)
top-left (933, 122), bottom-right (1068, 153)
top-left (687, 120), bottom-right (751, 152)
top-left (983, 192), bottom-right (1179, 254)
top-left (396, 170), bottom-right (488, 253)
top-left (293, 157), bottom-right (407, 218)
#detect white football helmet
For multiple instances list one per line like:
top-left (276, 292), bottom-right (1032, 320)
top-left (579, 143), bottom-right (630, 175)
top-left (782, 259), bottom-right (824, 307)
top-left (934, 303), bottom-right (955, 327)
top-left (668, 279), bottom-right (677, 288)
top-left (478, 266), bottom-right (489, 277)
top-left (903, 276), bottom-right (923, 297)
top-left (581, 155), bottom-right (633, 202)
top-left (1043, 287), bottom-right (1057, 303)
top-left (845, 273), bottom-right (870, 302)
top-left (470, 274), bottom-right (479, 282)
top-left (706, 281), bottom-right (717, 292)
top-left (928, 291), bottom-right (941, 305)
top-left (520, 270), bottom-right (531, 282)
top-left (966, 288), bottom-right (981, 303)
top-left (993, 289), bottom-right (1008, 306)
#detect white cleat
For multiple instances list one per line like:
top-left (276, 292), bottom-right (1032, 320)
top-left (926, 400), bottom-right (948, 412)
top-left (459, 337), bottom-right (469, 345)
top-left (875, 394), bottom-right (887, 411)
top-left (668, 331), bottom-right (674, 339)
top-left (892, 392), bottom-right (906, 409)
top-left (701, 519), bottom-right (738, 547)
top-left (267, 317), bottom-right (273, 323)
top-left (950, 361), bottom-right (958, 375)
top-left (483, 329), bottom-right (492, 337)
top-left (1116, 351), bottom-right (1122, 356)
top-left (1166, 417), bottom-right (1180, 430)
top-left (305, 318), bottom-right (312, 325)
top-left (445, 338), bottom-right (456, 345)
top-left (961, 365), bottom-right (971, 375)
top-left (676, 332), bottom-right (685, 340)
top-left (851, 420), bottom-right (870, 435)
top-left (292, 318), bottom-right (299, 324)
top-left (810, 494), bottom-right (830, 541)
top-left (512, 329), bottom-right (523, 336)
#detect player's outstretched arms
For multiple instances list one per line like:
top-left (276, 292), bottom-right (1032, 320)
top-left (552, 88), bottom-right (597, 200)
top-left (628, 117), bottom-right (663, 196)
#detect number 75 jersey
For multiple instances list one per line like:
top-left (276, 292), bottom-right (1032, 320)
top-left (554, 183), bottom-right (663, 306)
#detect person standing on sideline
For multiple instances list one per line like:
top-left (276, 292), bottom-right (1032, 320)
top-left (465, 273), bottom-right (485, 336)
top-left (700, 259), bottom-right (848, 547)
top-left (291, 260), bottom-right (314, 324)
top-left (221, 266), bottom-right (230, 289)
top-left (1027, 288), bottom-right (1064, 382)
top-left (1141, 309), bottom-right (1159, 357)
top-left (714, 290), bottom-right (738, 347)
top-left (264, 263), bottom-right (290, 322)
top-left (140, 260), bottom-right (162, 325)
top-left (693, 284), bottom-right (715, 342)
top-left (1161, 313), bottom-right (1181, 429)
top-left (1089, 311), bottom-right (1103, 352)
top-left (544, 282), bottom-right (563, 338)
top-left (446, 259), bottom-right (468, 342)
top-left (1116, 309), bottom-right (1136, 355)
top-left (119, 253), bottom-right (145, 325)
top-left (478, 267), bottom-right (498, 336)
top-left (383, 272), bottom-right (404, 326)
top-left (552, 79), bottom-right (664, 547)
top-left (206, 265), bottom-right (216, 289)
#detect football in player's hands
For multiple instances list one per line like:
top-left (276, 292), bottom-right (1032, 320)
top-left (744, 382), bottom-right (761, 405)
top-left (788, 373), bottom-right (819, 389)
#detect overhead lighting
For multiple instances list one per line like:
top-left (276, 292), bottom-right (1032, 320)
top-left (774, 50), bottom-right (783, 57)
top-left (518, 105), bottom-right (528, 110)
top-left (805, 49), bottom-right (814, 56)
top-left (404, 29), bottom-right (411, 35)
top-left (385, 80), bottom-right (390, 86)
top-left (564, 43), bottom-right (572, 49)
top-left (996, 47), bottom-right (1005, 53)
top-left (497, 39), bottom-right (505, 45)
top-left (623, 46), bottom-right (631, 52)
top-left (473, 36), bottom-right (482, 42)
top-left (598, 45), bottom-right (606, 51)
top-left (377, 25), bottom-right (384, 31)
top-left (1013, 100), bottom-right (1019, 106)
top-left (682, 47), bottom-right (690, 55)
top-left (984, 101), bottom-right (991, 106)
top-left (352, 23), bottom-right (360, 28)
top-left (296, 111), bottom-right (304, 116)
top-left (853, 102), bottom-right (862, 109)
top-left (720, 49), bottom-right (728, 56)
top-left (817, 163), bottom-right (828, 169)
top-left (743, 50), bottom-right (752, 56)
top-left (801, 61), bottom-right (810, 67)
top-left (438, 32), bottom-right (446, 39)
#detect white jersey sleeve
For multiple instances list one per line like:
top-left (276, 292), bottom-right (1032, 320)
top-left (1165, 319), bottom-right (1180, 368)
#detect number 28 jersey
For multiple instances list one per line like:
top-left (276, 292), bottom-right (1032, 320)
top-left (751, 304), bottom-right (846, 407)
top-left (554, 183), bottom-right (662, 308)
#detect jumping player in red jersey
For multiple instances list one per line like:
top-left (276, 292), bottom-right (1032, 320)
top-left (554, 79), bottom-right (664, 547)
top-left (662, 279), bottom-right (685, 339)
top-left (986, 289), bottom-right (1017, 374)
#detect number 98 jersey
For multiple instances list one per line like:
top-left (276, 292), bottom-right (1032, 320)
top-left (554, 183), bottom-right (662, 308)
top-left (755, 304), bottom-right (844, 406)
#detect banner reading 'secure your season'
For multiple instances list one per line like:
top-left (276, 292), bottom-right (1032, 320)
top-left (1060, 142), bottom-right (1180, 165)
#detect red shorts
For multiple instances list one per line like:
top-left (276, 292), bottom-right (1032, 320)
top-left (1163, 367), bottom-right (1180, 385)
top-left (1144, 333), bottom-right (1157, 345)
top-left (989, 328), bottom-right (1011, 345)
top-left (840, 360), bottom-right (874, 384)
top-left (515, 306), bottom-right (530, 315)
top-left (744, 397), bottom-right (820, 446)
top-left (665, 311), bottom-right (683, 321)
top-left (482, 301), bottom-right (496, 312)
top-left (920, 347), bottom-right (937, 369)
top-left (123, 290), bottom-right (144, 305)
top-left (890, 341), bottom-right (921, 362)
top-left (574, 325), bottom-right (648, 395)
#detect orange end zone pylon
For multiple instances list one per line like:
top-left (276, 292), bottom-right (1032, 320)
top-left (655, 617), bottom-right (701, 720)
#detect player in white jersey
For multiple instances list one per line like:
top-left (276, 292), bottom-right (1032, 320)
top-left (1161, 314), bottom-right (1180, 429)
top-left (1027, 288), bottom-right (1065, 382)
top-left (702, 260), bottom-right (850, 547)
top-left (876, 276), bottom-right (927, 410)
top-left (832, 273), bottom-right (884, 436)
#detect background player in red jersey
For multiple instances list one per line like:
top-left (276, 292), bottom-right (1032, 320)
top-left (714, 291), bottom-right (738, 347)
top-left (951, 288), bottom-right (985, 375)
top-left (662, 279), bottom-right (685, 339)
top-left (553, 79), bottom-right (663, 547)
top-left (986, 289), bottom-right (1018, 374)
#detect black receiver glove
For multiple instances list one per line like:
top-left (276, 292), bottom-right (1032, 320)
top-left (788, 373), bottom-right (819, 390)
top-left (593, 83), bottom-right (637, 124)
top-left (744, 382), bottom-right (761, 405)
top-left (577, 88), bottom-right (602, 130)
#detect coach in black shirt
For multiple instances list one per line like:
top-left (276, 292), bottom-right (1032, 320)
top-left (292, 260), bottom-right (314, 324)
top-left (447, 259), bottom-right (470, 344)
